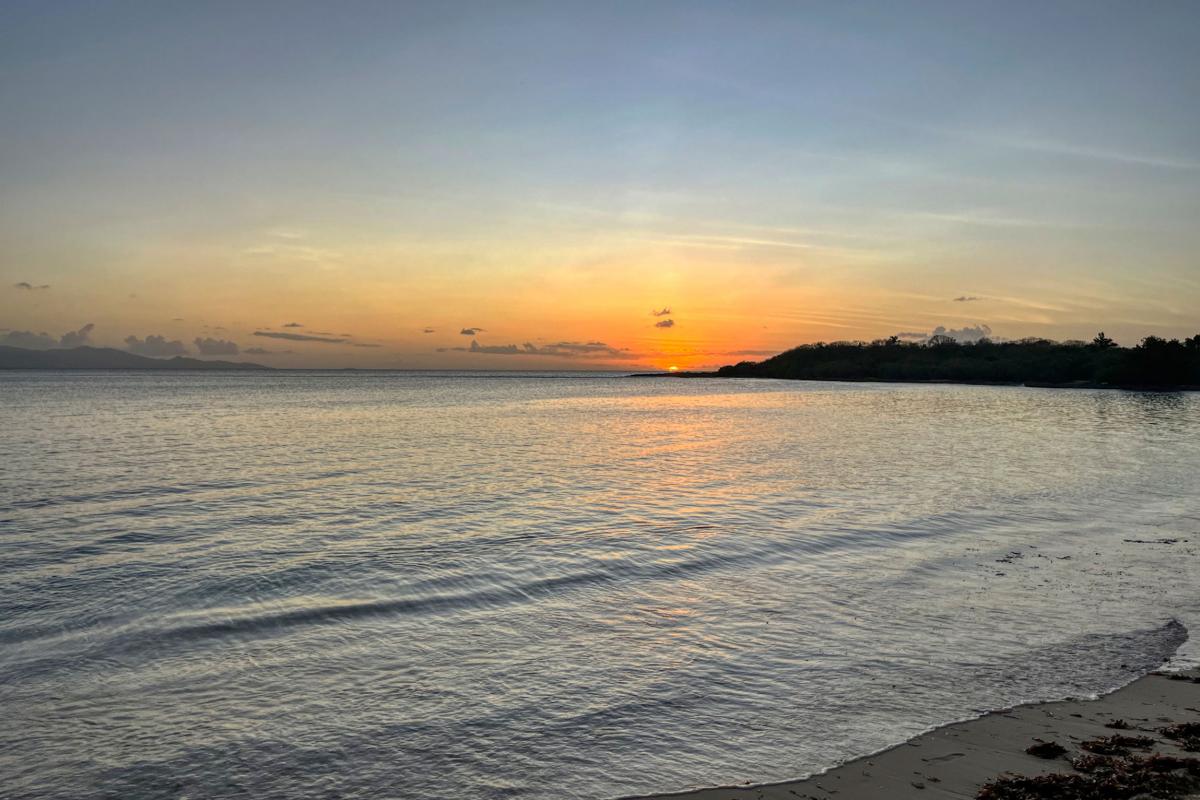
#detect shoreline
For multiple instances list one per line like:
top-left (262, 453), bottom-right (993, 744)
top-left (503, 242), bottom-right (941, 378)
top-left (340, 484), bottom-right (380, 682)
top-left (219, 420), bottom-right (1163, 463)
top-left (629, 373), bottom-right (1200, 392)
top-left (621, 667), bottom-right (1200, 800)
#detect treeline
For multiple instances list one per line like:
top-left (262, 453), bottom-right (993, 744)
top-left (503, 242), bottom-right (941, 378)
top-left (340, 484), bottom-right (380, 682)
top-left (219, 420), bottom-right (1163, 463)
top-left (713, 333), bottom-right (1200, 388)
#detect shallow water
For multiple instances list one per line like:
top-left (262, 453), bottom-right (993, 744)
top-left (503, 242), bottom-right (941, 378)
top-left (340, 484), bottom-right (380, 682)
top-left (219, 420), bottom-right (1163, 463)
top-left (1, 372), bottom-right (1198, 800)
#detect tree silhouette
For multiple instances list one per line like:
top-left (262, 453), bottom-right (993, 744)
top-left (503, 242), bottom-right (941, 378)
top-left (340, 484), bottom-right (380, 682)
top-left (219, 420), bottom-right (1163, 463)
top-left (713, 333), bottom-right (1200, 388)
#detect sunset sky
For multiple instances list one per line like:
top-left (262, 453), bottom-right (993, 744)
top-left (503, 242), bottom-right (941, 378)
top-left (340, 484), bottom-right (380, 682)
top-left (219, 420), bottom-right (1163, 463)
top-left (2, 1), bottom-right (1198, 369)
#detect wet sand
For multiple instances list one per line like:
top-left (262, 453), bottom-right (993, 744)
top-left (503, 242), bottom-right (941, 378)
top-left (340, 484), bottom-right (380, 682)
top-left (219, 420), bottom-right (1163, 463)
top-left (626, 668), bottom-right (1200, 800)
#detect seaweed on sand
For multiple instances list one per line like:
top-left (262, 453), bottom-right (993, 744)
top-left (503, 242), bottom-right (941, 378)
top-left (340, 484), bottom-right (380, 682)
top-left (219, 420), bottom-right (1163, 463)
top-left (1079, 734), bottom-right (1156, 755)
top-left (1025, 741), bottom-right (1067, 759)
top-left (1162, 722), bottom-right (1200, 751)
top-left (1068, 753), bottom-right (1117, 773)
top-left (977, 753), bottom-right (1200, 799)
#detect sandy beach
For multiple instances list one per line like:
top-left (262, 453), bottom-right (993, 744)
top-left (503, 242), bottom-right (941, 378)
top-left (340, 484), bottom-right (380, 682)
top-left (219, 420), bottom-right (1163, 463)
top-left (627, 667), bottom-right (1200, 800)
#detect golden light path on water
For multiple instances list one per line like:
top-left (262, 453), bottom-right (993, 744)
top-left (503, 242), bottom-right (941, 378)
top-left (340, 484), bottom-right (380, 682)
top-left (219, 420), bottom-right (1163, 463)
top-left (0, 372), bottom-right (1197, 800)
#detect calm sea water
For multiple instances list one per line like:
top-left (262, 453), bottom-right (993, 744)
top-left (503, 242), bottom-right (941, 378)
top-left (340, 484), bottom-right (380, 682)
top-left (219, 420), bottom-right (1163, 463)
top-left (2, 371), bottom-right (1198, 800)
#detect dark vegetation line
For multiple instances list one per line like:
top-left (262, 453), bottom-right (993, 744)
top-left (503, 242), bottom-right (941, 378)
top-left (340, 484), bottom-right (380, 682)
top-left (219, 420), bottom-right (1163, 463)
top-left (693, 333), bottom-right (1200, 389)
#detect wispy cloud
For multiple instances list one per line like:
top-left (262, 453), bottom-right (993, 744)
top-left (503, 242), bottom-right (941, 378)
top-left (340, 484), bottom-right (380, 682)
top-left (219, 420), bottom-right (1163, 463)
top-left (657, 234), bottom-right (814, 251)
top-left (13, 281), bottom-right (50, 291)
top-left (651, 307), bottom-right (672, 317)
top-left (874, 113), bottom-right (1200, 172)
top-left (987, 295), bottom-right (1075, 314)
top-left (439, 339), bottom-right (638, 360)
top-left (283, 322), bottom-right (304, 328)
top-left (909, 210), bottom-right (1089, 230)
top-left (251, 330), bottom-right (380, 348)
top-left (265, 227), bottom-right (308, 240)
top-left (422, 327), bottom-right (435, 334)
top-left (254, 331), bottom-right (346, 344)
top-left (995, 134), bottom-right (1200, 172)
top-left (240, 243), bottom-right (342, 263)
top-left (953, 295), bottom-right (983, 302)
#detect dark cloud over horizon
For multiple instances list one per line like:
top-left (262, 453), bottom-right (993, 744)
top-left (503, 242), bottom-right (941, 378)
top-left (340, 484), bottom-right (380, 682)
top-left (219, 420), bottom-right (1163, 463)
top-left (2, 323), bottom-right (94, 349)
top-left (896, 324), bottom-right (994, 343)
top-left (283, 322), bottom-right (304, 327)
top-left (59, 323), bottom-right (95, 347)
top-left (2, 330), bottom-right (57, 348)
top-left (654, 318), bottom-right (675, 328)
top-left (932, 323), bottom-right (993, 342)
top-left (193, 337), bottom-right (239, 355)
top-left (460, 327), bottom-right (484, 336)
top-left (125, 334), bottom-right (187, 356)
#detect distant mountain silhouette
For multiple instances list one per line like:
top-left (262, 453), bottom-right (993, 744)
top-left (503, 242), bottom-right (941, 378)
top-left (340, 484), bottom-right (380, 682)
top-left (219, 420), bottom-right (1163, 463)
top-left (667, 333), bottom-right (1200, 389)
top-left (0, 345), bottom-right (269, 370)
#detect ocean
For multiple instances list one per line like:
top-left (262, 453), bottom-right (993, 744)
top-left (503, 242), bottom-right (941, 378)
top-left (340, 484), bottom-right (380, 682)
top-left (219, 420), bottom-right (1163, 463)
top-left (1, 371), bottom-right (1197, 799)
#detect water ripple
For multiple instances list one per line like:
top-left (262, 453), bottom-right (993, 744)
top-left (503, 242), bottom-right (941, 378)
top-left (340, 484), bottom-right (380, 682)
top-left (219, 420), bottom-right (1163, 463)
top-left (1, 372), bottom-right (1198, 800)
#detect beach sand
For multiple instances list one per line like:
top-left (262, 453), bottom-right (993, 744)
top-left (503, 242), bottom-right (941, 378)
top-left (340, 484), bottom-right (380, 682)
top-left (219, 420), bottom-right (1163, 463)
top-left (627, 668), bottom-right (1200, 800)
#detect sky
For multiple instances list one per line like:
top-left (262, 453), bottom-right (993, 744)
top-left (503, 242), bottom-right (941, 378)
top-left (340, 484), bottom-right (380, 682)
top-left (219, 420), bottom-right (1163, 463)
top-left (2, 1), bottom-right (1198, 369)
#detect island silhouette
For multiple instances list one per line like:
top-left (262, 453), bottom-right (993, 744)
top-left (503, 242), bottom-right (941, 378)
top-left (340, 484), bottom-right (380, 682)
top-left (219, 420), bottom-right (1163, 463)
top-left (0, 345), bottom-right (268, 370)
top-left (666, 333), bottom-right (1200, 390)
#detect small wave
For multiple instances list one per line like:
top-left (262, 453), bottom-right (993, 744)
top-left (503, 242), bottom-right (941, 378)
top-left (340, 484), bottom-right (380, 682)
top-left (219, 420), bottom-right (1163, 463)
top-left (0, 511), bottom-right (979, 657)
